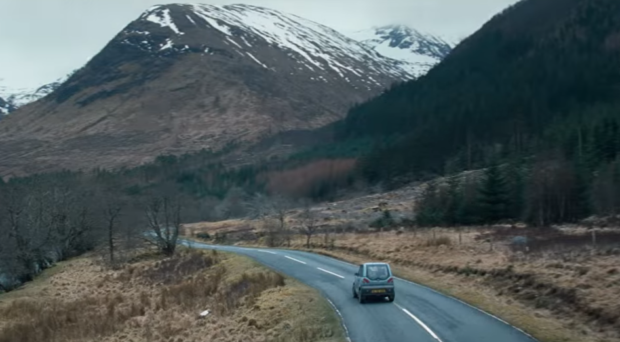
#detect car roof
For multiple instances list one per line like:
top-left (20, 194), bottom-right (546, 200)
top-left (363, 262), bottom-right (390, 266)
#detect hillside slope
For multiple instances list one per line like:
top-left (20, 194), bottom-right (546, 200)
top-left (334, 0), bottom-right (620, 180)
top-left (0, 3), bottom-right (414, 176)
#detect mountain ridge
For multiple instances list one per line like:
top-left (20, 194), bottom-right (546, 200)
top-left (0, 9), bottom-right (452, 117)
top-left (0, 3), bottom-right (421, 176)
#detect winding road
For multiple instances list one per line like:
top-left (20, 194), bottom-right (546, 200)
top-left (183, 240), bottom-right (538, 342)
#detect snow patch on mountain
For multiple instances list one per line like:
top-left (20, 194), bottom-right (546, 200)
top-left (132, 4), bottom-right (416, 82)
top-left (146, 8), bottom-right (184, 35)
top-left (348, 25), bottom-right (452, 75)
top-left (0, 97), bottom-right (11, 116)
top-left (0, 71), bottom-right (75, 114)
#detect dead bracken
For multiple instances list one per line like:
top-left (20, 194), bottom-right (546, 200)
top-left (0, 249), bottom-right (345, 342)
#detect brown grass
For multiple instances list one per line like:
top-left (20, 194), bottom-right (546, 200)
top-left (0, 249), bottom-right (345, 342)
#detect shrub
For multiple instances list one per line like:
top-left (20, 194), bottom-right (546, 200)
top-left (196, 232), bottom-right (211, 240)
top-left (424, 236), bottom-right (452, 247)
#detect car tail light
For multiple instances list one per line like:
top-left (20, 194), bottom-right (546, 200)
top-left (363, 278), bottom-right (370, 284)
top-left (387, 277), bottom-right (394, 283)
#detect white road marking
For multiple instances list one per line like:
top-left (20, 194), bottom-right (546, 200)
top-left (317, 267), bottom-right (345, 279)
top-left (395, 304), bottom-right (443, 342)
top-left (327, 299), bottom-right (352, 342)
top-left (285, 255), bottom-right (307, 264)
top-left (255, 249), bottom-right (277, 255)
top-left (394, 278), bottom-right (538, 341)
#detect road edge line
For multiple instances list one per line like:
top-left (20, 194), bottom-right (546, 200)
top-left (327, 299), bottom-right (352, 342)
top-left (395, 277), bottom-right (538, 341)
top-left (395, 303), bottom-right (443, 342)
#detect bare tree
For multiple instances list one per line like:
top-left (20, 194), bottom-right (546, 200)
top-left (2, 182), bottom-right (52, 280)
top-left (247, 193), bottom-right (292, 247)
top-left (144, 194), bottom-right (182, 256)
top-left (299, 200), bottom-right (319, 248)
top-left (215, 187), bottom-right (249, 220)
top-left (102, 195), bottom-right (123, 264)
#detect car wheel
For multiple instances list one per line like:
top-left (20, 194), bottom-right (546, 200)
top-left (358, 293), bottom-right (365, 304)
top-left (352, 286), bottom-right (358, 299)
top-left (388, 295), bottom-right (395, 302)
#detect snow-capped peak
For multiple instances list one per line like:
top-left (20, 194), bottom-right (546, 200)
top-left (126, 4), bottom-right (416, 82)
top-left (347, 24), bottom-right (452, 76)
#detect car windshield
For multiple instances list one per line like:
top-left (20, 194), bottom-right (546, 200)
top-left (366, 264), bottom-right (390, 280)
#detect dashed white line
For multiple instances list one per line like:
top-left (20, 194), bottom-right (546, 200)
top-left (395, 303), bottom-right (443, 342)
top-left (317, 267), bottom-right (345, 279)
top-left (285, 255), bottom-right (307, 264)
top-left (255, 249), bottom-right (277, 255)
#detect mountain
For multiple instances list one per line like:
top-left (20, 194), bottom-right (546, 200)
top-left (0, 73), bottom-right (73, 116)
top-left (330, 0), bottom-right (620, 183)
top-left (0, 97), bottom-right (14, 117)
top-left (0, 3), bottom-right (416, 176)
top-left (348, 25), bottom-right (452, 77)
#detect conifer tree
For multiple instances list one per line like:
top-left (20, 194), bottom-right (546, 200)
top-left (478, 164), bottom-right (510, 224)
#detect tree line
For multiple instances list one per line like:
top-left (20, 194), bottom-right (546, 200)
top-left (0, 170), bottom-right (201, 292)
top-left (0, 145), bottom-right (346, 292)
top-left (415, 155), bottom-right (620, 227)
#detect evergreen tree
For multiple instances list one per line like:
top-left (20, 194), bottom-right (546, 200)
top-left (457, 174), bottom-right (482, 225)
top-left (478, 164), bottom-right (510, 224)
top-left (414, 182), bottom-right (446, 227)
top-left (444, 176), bottom-right (462, 226)
top-left (505, 161), bottom-right (526, 220)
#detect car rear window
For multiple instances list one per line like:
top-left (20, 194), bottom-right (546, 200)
top-left (366, 264), bottom-right (390, 280)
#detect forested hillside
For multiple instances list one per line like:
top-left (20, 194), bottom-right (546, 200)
top-left (338, 0), bottom-right (620, 176)
top-left (320, 0), bottom-right (620, 225)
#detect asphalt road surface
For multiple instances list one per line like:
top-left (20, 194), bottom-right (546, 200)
top-left (183, 240), bottom-right (539, 342)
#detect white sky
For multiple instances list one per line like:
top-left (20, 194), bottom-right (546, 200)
top-left (0, 0), bottom-right (519, 89)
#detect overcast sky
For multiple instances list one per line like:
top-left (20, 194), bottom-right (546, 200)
top-left (0, 0), bottom-right (519, 89)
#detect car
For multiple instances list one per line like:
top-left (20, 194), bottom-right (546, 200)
top-left (352, 262), bottom-right (395, 303)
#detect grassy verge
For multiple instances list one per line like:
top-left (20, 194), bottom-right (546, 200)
top-left (0, 248), bottom-right (346, 342)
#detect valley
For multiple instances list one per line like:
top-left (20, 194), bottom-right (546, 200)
top-left (2, 1), bottom-right (620, 342)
